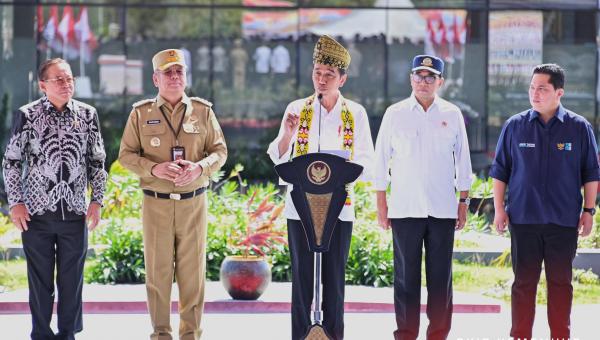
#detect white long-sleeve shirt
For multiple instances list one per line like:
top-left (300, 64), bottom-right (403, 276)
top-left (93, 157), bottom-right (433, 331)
top-left (270, 45), bottom-right (291, 74)
top-left (267, 92), bottom-right (375, 221)
top-left (374, 94), bottom-right (473, 219)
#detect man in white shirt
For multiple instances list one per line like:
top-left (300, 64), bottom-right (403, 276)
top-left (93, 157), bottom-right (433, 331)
top-left (374, 55), bottom-right (472, 340)
top-left (267, 35), bottom-right (374, 340)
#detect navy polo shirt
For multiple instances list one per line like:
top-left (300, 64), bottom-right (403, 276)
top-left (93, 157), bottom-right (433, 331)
top-left (490, 105), bottom-right (600, 227)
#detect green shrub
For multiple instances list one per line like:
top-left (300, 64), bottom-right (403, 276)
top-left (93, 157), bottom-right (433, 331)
top-left (574, 269), bottom-right (600, 285)
top-left (85, 220), bottom-right (145, 284)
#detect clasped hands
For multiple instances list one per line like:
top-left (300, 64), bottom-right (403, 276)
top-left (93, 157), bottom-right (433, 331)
top-left (151, 159), bottom-right (203, 187)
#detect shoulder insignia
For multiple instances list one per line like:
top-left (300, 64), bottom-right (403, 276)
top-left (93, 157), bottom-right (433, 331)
top-left (190, 97), bottom-right (213, 107)
top-left (132, 98), bottom-right (155, 108)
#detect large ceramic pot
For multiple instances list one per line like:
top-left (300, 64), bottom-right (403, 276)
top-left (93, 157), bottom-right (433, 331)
top-left (220, 255), bottom-right (271, 300)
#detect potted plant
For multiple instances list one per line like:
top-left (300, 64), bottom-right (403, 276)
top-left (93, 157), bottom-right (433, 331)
top-left (220, 190), bottom-right (287, 300)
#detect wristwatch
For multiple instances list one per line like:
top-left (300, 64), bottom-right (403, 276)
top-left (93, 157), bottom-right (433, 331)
top-left (583, 207), bottom-right (596, 216)
top-left (459, 197), bottom-right (471, 205)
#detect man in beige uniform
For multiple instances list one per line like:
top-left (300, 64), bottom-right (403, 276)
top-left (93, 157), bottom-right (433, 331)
top-left (118, 49), bottom-right (227, 340)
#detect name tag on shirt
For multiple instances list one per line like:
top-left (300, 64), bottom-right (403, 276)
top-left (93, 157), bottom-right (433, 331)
top-left (147, 119), bottom-right (161, 125)
top-left (519, 143), bottom-right (535, 148)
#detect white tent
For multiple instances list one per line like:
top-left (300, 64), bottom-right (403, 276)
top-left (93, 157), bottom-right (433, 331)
top-left (308, 0), bottom-right (426, 43)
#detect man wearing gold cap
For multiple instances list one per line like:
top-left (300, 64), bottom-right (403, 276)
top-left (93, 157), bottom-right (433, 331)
top-left (119, 49), bottom-right (227, 340)
top-left (267, 35), bottom-right (375, 340)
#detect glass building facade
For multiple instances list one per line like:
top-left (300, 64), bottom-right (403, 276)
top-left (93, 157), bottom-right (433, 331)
top-left (0, 0), bottom-right (598, 180)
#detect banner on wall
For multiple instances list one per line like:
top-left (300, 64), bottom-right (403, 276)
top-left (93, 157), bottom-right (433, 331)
top-left (241, 0), bottom-right (351, 38)
top-left (488, 11), bottom-right (543, 83)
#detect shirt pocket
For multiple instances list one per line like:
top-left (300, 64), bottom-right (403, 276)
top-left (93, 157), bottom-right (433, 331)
top-left (391, 130), bottom-right (417, 158)
top-left (431, 130), bottom-right (456, 156)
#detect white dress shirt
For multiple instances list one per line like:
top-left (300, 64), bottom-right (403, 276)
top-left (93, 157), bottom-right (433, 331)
top-left (253, 45), bottom-right (272, 74)
top-left (270, 45), bottom-right (291, 74)
top-left (267, 92), bottom-right (375, 222)
top-left (374, 94), bottom-right (473, 219)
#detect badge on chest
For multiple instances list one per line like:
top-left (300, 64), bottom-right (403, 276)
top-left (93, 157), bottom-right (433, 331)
top-left (172, 146), bottom-right (185, 161)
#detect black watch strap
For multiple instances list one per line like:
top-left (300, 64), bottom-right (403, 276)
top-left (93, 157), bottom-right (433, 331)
top-left (583, 207), bottom-right (596, 216)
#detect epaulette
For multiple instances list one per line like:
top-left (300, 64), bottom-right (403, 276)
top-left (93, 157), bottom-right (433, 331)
top-left (132, 98), bottom-right (155, 108)
top-left (190, 97), bottom-right (213, 107)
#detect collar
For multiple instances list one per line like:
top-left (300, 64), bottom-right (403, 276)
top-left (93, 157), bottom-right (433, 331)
top-left (41, 95), bottom-right (76, 114)
top-left (157, 94), bottom-right (192, 116)
top-left (313, 91), bottom-right (343, 114)
top-left (409, 93), bottom-right (439, 112)
top-left (528, 104), bottom-right (566, 123)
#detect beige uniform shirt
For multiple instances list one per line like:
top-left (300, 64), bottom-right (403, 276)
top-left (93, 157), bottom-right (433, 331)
top-left (119, 94), bottom-right (227, 193)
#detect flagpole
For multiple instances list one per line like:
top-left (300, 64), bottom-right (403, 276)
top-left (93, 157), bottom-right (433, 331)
top-left (80, 36), bottom-right (85, 78)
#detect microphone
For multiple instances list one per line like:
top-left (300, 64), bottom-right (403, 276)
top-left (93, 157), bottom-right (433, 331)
top-left (317, 93), bottom-right (323, 152)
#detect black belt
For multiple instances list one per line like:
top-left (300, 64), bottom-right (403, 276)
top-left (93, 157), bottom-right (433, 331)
top-left (143, 187), bottom-right (206, 200)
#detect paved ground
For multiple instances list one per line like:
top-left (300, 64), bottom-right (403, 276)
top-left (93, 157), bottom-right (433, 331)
top-left (1, 306), bottom-right (599, 340)
top-left (0, 282), bottom-right (598, 339)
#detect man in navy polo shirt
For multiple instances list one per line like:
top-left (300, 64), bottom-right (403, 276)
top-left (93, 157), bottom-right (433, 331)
top-left (490, 63), bottom-right (599, 340)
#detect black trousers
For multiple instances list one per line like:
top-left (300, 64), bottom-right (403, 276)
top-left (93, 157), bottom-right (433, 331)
top-left (22, 214), bottom-right (87, 340)
top-left (509, 223), bottom-right (578, 340)
top-left (287, 219), bottom-right (352, 340)
top-left (391, 217), bottom-right (455, 340)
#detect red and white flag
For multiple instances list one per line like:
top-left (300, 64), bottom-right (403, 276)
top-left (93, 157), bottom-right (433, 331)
top-left (42, 5), bottom-right (62, 53)
top-left (57, 5), bottom-right (78, 59)
top-left (74, 7), bottom-right (98, 63)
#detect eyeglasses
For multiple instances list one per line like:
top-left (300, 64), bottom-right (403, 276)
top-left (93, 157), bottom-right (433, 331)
top-left (159, 68), bottom-right (185, 78)
top-left (411, 73), bottom-right (438, 84)
top-left (43, 76), bottom-right (75, 85)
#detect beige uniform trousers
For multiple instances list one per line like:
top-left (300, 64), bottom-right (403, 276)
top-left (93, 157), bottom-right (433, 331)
top-left (142, 193), bottom-right (207, 340)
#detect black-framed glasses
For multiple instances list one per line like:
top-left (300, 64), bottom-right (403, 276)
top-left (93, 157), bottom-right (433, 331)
top-left (411, 73), bottom-right (438, 84)
top-left (43, 76), bottom-right (75, 85)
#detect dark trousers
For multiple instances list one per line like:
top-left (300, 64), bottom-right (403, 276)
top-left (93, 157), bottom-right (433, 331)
top-left (391, 217), bottom-right (455, 340)
top-left (509, 223), bottom-right (578, 340)
top-left (287, 219), bottom-right (352, 340)
top-left (22, 215), bottom-right (87, 340)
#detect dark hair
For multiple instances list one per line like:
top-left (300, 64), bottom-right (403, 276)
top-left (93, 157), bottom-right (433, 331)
top-left (338, 68), bottom-right (347, 76)
top-left (532, 63), bottom-right (565, 89)
top-left (38, 58), bottom-right (69, 80)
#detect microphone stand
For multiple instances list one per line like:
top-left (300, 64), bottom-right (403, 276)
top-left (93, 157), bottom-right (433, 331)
top-left (317, 93), bottom-right (323, 153)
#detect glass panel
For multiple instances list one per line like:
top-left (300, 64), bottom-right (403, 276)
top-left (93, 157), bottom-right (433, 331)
top-left (38, 0), bottom-right (126, 3)
top-left (299, 0), bottom-right (378, 6)
top-left (1, 4), bottom-right (39, 149)
top-left (387, 9), bottom-right (487, 153)
top-left (126, 0), bottom-right (210, 4)
top-left (488, 10), bottom-right (597, 151)
top-left (298, 0), bottom-right (485, 9)
top-left (221, 0), bottom-right (298, 6)
top-left (213, 8), bottom-right (298, 179)
top-left (490, 0), bottom-right (597, 9)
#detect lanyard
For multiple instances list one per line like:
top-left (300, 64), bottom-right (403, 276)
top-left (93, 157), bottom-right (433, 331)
top-left (159, 105), bottom-right (186, 146)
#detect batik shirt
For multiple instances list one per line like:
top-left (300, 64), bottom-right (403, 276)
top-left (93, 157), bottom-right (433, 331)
top-left (2, 96), bottom-right (107, 218)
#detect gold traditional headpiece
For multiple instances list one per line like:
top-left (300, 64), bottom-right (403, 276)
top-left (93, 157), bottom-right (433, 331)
top-left (312, 35), bottom-right (351, 70)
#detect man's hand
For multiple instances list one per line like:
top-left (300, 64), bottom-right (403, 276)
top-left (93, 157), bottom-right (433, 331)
top-left (578, 211), bottom-right (594, 237)
top-left (494, 208), bottom-right (510, 234)
top-left (376, 191), bottom-right (391, 230)
top-left (86, 202), bottom-right (102, 231)
top-left (283, 112), bottom-right (300, 138)
top-left (456, 203), bottom-right (467, 230)
top-left (173, 160), bottom-right (203, 187)
top-left (151, 161), bottom-right (183, 181)
top-left (10, 203), bottom-right (30, 232)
